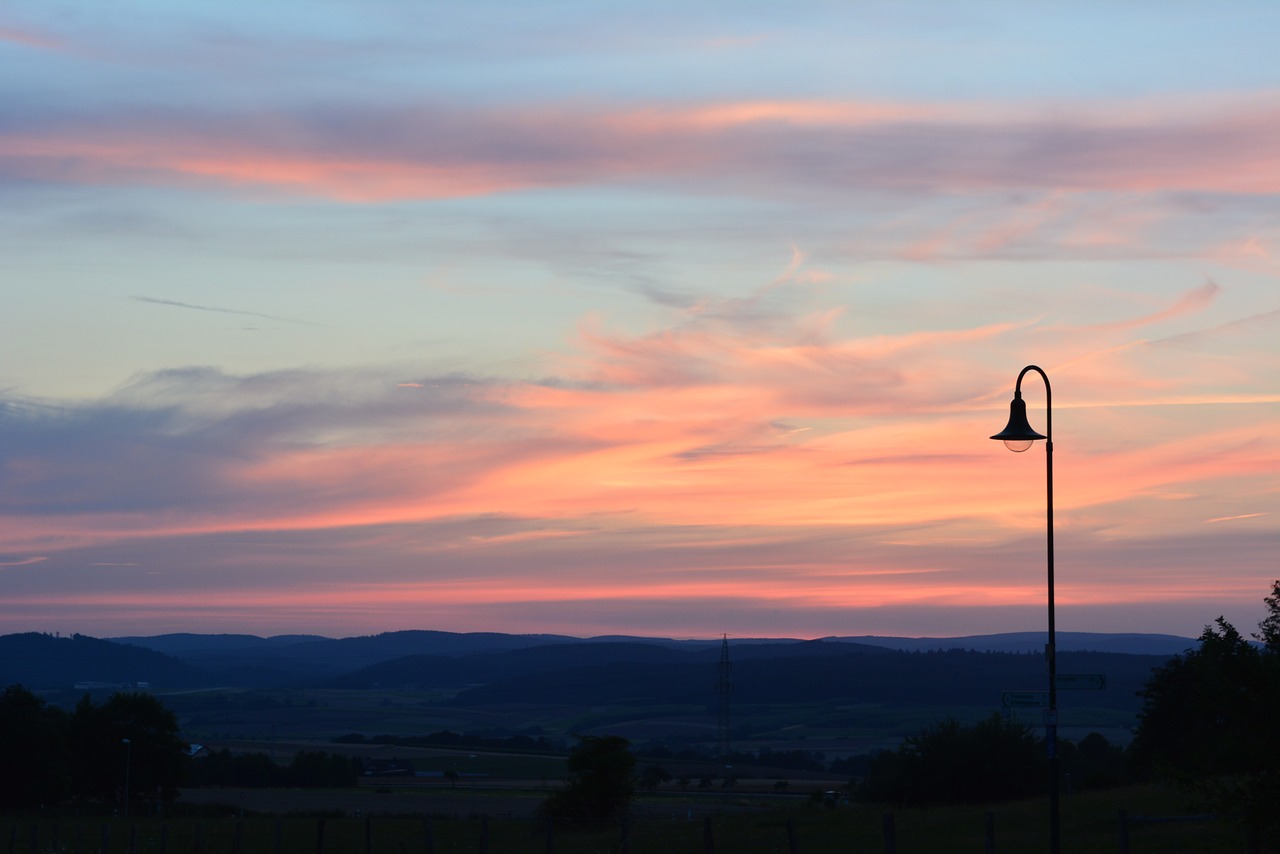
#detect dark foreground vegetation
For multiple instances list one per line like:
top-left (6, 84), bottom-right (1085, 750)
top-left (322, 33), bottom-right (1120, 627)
top-left (0, 785), bottom-right (1263, 854)
top-left (3, 581), bottom-right (1278, 851)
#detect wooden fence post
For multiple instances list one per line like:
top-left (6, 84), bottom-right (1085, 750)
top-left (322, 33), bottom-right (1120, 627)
top-left (314, 817), bottom-right (325, 854)
top-left (479, 817), bottom-right (489, 854)
top-left (703, 816), bottom-right (714, 854)
top-left (193, 822), bottom-right (203, 854)
top-left (1117, 808), bottom-right (1129, 854)
top-left (882, 813), bottom-right (896, 854)
top-left (785, 816), bottom-right (798, 854)
top-left (984, 811), bottom-right (995, 854)
top-left (231, 821), bottom-right (242, 854)
top-left (423, 816), bottom-right (434, 854)
top-left (364, 817), bottom-right (373, 854)
top-left (100, 822), bottom-right (109, 854)
top-left (620, 813), bottom-right (630, 854)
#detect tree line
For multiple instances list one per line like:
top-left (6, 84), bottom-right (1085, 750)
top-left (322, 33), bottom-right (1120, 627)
top-left (0, 690), bottom-right (185, 811)
top-left (0, 688), bottom-right (359, 811)
top-left (849, 581), bottom-right (1280, 843)
top-left (184, 749), bottom-right (360, 789)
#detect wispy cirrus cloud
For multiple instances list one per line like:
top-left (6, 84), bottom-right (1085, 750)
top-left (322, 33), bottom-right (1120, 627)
top-left (3, 94), bottom-right (1278, 203)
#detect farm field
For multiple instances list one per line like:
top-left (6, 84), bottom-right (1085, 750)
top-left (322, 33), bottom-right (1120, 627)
top-left (3, 783), bottom-right (1254, 853)
top-left (161, 684), bottom-right (1138, 765)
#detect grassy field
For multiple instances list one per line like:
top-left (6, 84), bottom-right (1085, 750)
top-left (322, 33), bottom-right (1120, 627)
top-left (164, 685), bottom-right (1140, 758)
top-left (4, 783), bottom-right (1263, 853)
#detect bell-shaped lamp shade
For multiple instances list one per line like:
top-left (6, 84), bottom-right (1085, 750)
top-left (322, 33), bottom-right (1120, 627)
top-left (990, 394), bottom-right (1046, 453)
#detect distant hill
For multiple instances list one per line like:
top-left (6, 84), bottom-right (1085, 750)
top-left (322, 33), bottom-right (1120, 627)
top-left (0, 633), bottom-right (206, 690)
top-left (833, 632), bottom-right (1197, 656)
top-left (109, 630), bottom-right (594, 686)
top-left (317, 639), bottom-right (820, 690)
top-left (110, 633), bottom-right (327, 654)
top-left (3, 630), bottom-right (1187, 748)
top-left (443, 643), bottom-right (1166, 712)
top-left (2, 629), bottom-right (1196, 698)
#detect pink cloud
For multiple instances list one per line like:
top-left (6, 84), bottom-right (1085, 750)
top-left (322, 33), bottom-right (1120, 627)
top-left (4, 93), bottom-right (1278, 203)
top-left (1, 267), bottom-right (1276, 638)
top-left (0, 24), bottom-right (63, 51)
top-left (0, 556), bottom-right (48, 567)
top-left (6, 279), bottom-right (1267, 556)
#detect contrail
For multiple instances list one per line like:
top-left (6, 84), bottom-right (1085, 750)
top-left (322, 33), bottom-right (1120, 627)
top-left (132, 295), bottom-right (326, 326)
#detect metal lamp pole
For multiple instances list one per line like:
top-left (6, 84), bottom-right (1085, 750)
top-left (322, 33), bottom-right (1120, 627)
top-left (990, 365), bottom-right (1057, 854)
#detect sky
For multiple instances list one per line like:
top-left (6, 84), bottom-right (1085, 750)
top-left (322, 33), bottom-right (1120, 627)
top-left (1, 1), bottom-right (1277, 642)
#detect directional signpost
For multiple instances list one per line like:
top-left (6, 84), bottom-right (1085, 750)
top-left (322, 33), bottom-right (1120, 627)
top-left (1003, 674), bottom-right (1105, 709)
top-left (1002, 691), bottom-right (1049, 708)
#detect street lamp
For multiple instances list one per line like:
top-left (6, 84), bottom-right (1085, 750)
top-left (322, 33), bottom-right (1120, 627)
top-left (990, 364), bottom-right (1058, 854)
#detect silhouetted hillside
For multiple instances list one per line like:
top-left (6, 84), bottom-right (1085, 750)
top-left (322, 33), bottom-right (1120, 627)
top-left (111, 633), bottom-right (326, 655)
top-left (325, 641), bottom-right (706, 689)
top-left (322, 639), bottom-right (903, 690)
top-left (6, 630), bottom-right (1183, 710)
top-left (111, 629), bottom-right (593, 685)
top-left (0, 633), bottom-right (206, 690)
top-left (838, 632), bottom-right (1197, 656)
top-left (446, 645), bottom-right (1165, 713)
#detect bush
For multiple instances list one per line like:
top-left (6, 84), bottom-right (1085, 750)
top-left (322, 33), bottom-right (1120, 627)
top-left (540, 735), bottom-right (635, 828)
top-left (863, 714), bottom-right (1045, 806)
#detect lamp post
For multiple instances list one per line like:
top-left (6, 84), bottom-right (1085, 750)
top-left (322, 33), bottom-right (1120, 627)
top-left (990, 364), bottom-right (1058, 854)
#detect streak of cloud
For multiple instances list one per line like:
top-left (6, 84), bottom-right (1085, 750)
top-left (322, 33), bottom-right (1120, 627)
top-left (0, 556), bottom-right (47, 567)
top-left (132, 296), bottom-right (325, 326)
top-left (0, 25), bottom-right (63, 52)
top-left (3, 95), bottom-right (1279, 202)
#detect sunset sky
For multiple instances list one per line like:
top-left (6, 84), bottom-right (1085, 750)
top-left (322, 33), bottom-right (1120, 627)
top-left (2, 1), bottom-right (1277, 641)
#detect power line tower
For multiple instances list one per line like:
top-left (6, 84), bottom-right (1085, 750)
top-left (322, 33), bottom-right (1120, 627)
top-left (715, 634), bottom-right (733, 759)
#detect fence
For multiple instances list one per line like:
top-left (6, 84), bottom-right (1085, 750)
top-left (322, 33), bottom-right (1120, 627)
top-left (5, 806), bottom-right (1238, 854)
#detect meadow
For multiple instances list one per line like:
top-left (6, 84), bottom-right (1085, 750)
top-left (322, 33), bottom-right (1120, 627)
top-left (4, 782), bottom-right (1254, 854)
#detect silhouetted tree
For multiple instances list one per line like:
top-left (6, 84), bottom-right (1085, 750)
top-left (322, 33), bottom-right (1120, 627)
top-left (187, 748), bottom-right (358, 788)
top-left (541, 735), bottom-right (636, 827)
top-left (187, 748), bottom-right (278, 787)
top-left (0, 684), bottom-right (71, 809)
top-left (70, 692), bottom-right (187, 809)
top-left (638, 764), bottom-right (672, 792)
top-left (1255, 578), bottom-right (1280, 651)
top-left (1133, 618), bottom-right (1260, 775)
top-left (1133, 585), bottom-right (1280, 845)
top-left (862, 714), bottom-right (1044, 806)
top-left (1062, 732), bottom-right (1128, 791)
